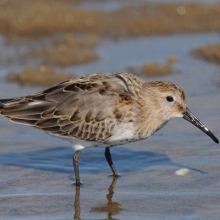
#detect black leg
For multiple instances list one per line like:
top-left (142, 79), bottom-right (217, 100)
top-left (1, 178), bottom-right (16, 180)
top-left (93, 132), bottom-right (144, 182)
top-left (105, 147), bottom-right (120, 177)
top-left (73, 149), bottom-right (82, 186)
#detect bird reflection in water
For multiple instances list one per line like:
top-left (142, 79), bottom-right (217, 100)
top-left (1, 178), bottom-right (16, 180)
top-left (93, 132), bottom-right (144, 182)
top-left (74, 185), bottom-right (81, 220)
top-left (74, 177), bottom-right (126, 220)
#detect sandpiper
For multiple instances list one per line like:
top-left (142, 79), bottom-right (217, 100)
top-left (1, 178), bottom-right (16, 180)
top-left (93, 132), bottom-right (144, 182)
top-left (0, 72), bottom-right (218, 186)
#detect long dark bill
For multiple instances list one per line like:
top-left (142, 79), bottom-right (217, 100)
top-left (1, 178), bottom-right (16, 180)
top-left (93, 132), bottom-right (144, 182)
top-left (182, 107), bottom-right (219, 144)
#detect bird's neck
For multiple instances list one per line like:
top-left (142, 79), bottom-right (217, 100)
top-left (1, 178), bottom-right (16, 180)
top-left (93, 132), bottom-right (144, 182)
top-left (133, 113), bottom-right (169, 139)
top-left (133, 94), bottom-right (170, 139)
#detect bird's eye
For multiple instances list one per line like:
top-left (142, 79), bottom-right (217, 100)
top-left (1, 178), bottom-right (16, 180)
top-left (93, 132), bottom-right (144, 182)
top-left (166, 96), bottom-right (174, 102)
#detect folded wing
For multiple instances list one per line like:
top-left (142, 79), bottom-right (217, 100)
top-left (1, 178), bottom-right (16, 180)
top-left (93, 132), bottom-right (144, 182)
top-left (0, 73), bottom-right (141, 142)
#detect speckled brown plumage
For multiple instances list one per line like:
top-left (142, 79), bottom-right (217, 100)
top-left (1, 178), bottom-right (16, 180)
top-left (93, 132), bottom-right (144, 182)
top-left (0, 72), bottom-right (144, 142)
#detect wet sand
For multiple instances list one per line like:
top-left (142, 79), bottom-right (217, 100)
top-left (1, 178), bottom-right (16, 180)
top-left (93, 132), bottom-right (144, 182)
top-left (0, 2), bottom-right (220, 220)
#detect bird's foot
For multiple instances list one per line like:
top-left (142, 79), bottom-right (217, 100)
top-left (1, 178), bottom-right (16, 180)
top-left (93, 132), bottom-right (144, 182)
top-left (72, 181), bottom-right (84, 186)
top-left (109, 173), bottom-right (121, 178)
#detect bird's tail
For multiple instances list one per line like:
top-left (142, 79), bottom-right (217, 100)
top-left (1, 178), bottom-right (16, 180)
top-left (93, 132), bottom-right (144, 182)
top-left (0, 97), bottom-right (24, 110)
top-left (0, 80), bottom-right (73, 126)
top-left (0, 93), bottom-right (54, 126)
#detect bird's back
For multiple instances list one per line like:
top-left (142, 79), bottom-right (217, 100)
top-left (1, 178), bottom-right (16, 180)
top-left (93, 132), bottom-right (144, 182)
top-left (0, 72), bottom-right (144, 144)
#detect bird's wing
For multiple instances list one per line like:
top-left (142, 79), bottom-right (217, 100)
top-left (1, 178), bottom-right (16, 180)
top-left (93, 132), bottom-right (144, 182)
top-left (0, 72), bottom-right (143, 142)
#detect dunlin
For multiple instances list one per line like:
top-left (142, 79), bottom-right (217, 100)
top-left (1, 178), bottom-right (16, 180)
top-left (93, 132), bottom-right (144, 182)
top-left (0, 72), bottom-right (218, 186)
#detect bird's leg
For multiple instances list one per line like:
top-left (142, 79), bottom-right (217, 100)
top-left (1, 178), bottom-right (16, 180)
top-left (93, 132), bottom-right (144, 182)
top-left (105, 147), bottom-right (120, 177)
top-left (73, 149), bottom-right (83, 186)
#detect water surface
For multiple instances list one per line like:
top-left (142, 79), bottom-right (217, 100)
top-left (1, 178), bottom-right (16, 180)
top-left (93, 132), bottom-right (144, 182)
top-left (0, 3), bottom-right (220, 220)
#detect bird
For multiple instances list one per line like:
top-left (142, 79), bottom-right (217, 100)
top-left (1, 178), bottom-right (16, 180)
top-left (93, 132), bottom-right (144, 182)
top-left (0, 72), bottom-right (218, 186)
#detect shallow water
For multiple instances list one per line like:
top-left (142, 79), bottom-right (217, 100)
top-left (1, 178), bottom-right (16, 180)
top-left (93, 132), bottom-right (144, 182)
top-left (1, 2), bottom-right (220, 220)
top-left (82, 0), bottom-right (220, 12)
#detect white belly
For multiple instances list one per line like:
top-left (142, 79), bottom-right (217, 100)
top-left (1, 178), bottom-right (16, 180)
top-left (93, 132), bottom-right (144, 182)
top-left (48, 123), bottom-right (136, 151)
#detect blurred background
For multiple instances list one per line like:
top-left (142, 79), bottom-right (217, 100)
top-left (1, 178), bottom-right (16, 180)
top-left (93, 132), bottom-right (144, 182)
top-left (0, 0), bottom-right (220, 91)
top-left (1, 0), bottom-right (220, 220)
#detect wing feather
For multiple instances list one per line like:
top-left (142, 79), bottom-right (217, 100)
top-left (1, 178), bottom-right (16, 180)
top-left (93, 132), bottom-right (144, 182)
top-left (0, 72), bottom-right (143, 141)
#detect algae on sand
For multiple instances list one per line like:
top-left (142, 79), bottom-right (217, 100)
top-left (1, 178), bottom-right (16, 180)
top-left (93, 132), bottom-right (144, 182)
top-left (192, 43), bottom-right (220, 64)
top-left (1, 1), bottom-right (220, 38)
top-left (7, 65), bottom-right (78, 88)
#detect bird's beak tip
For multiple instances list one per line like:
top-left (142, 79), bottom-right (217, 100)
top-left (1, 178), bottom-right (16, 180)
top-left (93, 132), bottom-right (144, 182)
top-left (182, 108), bottom-right (219, 144)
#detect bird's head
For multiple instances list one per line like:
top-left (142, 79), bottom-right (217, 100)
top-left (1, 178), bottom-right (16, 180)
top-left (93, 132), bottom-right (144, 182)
top-left (142, 81), bottom-right (219, 143)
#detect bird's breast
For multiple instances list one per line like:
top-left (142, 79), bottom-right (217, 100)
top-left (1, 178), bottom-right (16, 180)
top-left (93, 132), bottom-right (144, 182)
top-left (104, 123), bottom-right (138, 146)
top-left (134, 117), bottom-right (169, 140)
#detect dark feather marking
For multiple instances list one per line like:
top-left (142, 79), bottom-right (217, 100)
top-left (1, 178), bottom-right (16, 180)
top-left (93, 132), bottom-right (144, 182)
top-left (11, 114), bottom-right (41, 120)
top-left (61, 123), bottom-right (74, 132)
top-left (86, 83), bottom-right (99, 90)
top-left (89, 133), bottom-right (96, 141)
top-left (83, 123), bottom-right (89, 132)
top-left (69, 126), bottom-right (79, 137)
top-left (85, 110), bottom-right (93, 123)
top-left (79, 84), bottom-right (87, 90)
top-left (0, 98), bottom-right (17, 103)
top-left (70, 110), bottom-right (81, 122)
top-left (81, 131), bottom-right (89, 140)
top-left (32, 94), bottom-right (46, 101)
top-left (76, 129), bottom-right (83, 139)
top-left (0, 97), bottom-right (24, 105)
top-left (51, 131), bottom-right (68, 136)
top-left (105, 133), bottom-right (111, 139)
top-left (181, 91), bottom-right (186, 101)
top-left (92, 125), bottom-right (100, 133)
top-left (95, 110), bottom-right (105, 122)
top-left (10, 118), bottom-right (37, 126)
top-left (89, 75), bottom-right (101, 80)
top-left (107, 123), bottom-right (115, 133)
top-left (98, 88), bottom-right (107, 95)
top-left (46, 89), bottom-right (74, 103)
top-left (64, 83), bottom-right (99, 92)
top-left (58, 118), bottom-right (71, 126)
top-left (41, 108), bottom-right (56, 118)
top-left (64, 84), bottom-right (80, 92)
top-left (41, 126), bottom-right (60, 132)
top-left (115, 74), bottom-right (129, 93)
top-left (96, 133), bottom-right (103, 142)
top-left (42, 84), bottom-right (65, 94)
top-left (118, 93), bottom-right (133, 105)
top-left (36, 118), bottom-right (59, 128)
top-left (1, 104), bottom-right (52, 116)
top-left (113, 108), bottom-right (123, 119)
